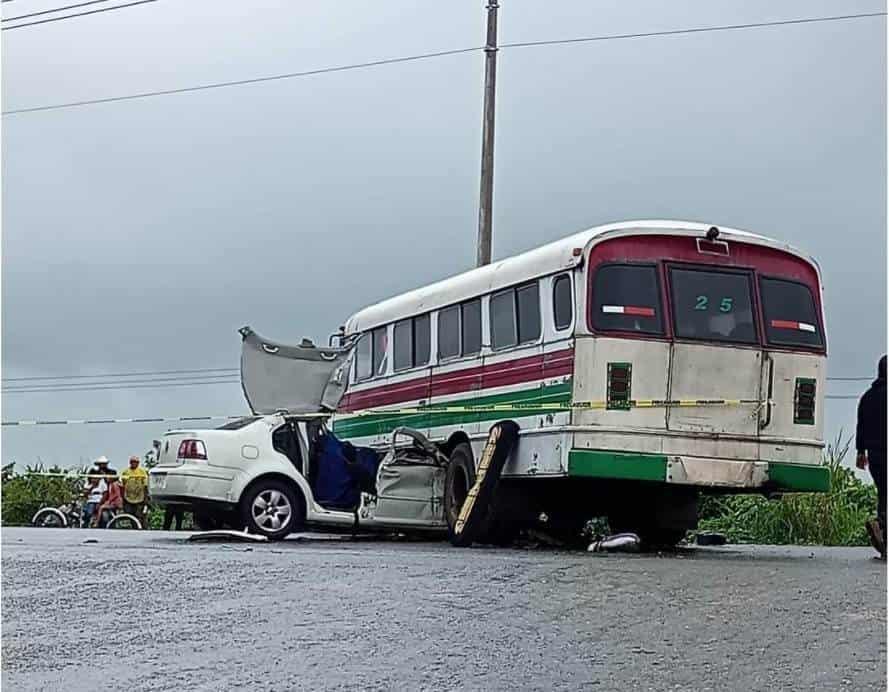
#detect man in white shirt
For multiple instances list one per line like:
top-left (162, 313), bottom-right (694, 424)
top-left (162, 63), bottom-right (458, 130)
top-left (81, 455), bottom-right (114, 527)
top-left (82, 476), bottom-right (107, 528)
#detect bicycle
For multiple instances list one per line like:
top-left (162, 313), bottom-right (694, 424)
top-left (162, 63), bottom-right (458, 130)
top-left (31, 499), bottom-right (143, 529)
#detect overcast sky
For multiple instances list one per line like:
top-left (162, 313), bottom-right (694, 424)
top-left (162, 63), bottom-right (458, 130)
top-left (2, 0), bottom-right (886, 470)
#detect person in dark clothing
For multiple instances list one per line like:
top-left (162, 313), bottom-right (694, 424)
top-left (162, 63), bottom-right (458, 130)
top-left (163, 506), bottom-right (185, 531)
top-left (856, 355), bottom-right (887, 559)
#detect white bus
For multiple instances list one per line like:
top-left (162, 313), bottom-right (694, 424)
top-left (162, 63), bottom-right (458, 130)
top-left (328, 219), bottom-right (829, 544)
top-left (152, 219), bottom-right (829, 544)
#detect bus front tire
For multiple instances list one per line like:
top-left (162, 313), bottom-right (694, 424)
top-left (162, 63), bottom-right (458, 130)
top-left (444, 442), bottom-right (476, 540)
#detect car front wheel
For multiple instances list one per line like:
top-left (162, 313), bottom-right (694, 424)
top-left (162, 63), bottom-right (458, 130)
top-left (240, 479), bottom-right (304, 540)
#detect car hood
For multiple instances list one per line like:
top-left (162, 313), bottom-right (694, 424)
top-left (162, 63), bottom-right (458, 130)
top-left (239, 326), bottom-right (353, 415)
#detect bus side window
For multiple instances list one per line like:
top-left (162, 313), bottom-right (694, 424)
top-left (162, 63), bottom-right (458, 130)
top-left (372, 326), bottom-right (388, 376)
top-left (438, 306), bottom-right (461, 359)
top-left (393, 319), bottom-right (412, 371)
top-left (413, 314), bottom-right (431, 366)
top-left (355, 333), bottom-right (372, 381)
top-left (461, 299), bottom-right (482, 355)
top-left (491, 289), bottom-right (517, 349)
top-left (394, 314), bottom-right (432, 370)
top-left (516, 282), bottom-right (541, 343)
top-left (553, 274), bottom-right (573, 331)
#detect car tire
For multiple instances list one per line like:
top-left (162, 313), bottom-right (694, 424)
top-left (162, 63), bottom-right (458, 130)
top-left (240, 479), bottom-right (305, 541)
top-left (444, 442), bottom-right (476, 539)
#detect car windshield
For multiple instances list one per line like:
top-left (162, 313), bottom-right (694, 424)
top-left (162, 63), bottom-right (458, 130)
top-left (669, 267), bottom-right (757, 344)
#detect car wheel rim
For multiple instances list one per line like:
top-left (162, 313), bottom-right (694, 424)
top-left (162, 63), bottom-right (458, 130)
top-left (252, 489), bottom-right (291, 532)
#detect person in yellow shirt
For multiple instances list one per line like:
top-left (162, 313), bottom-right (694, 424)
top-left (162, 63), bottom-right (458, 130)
top-left (121, 456), bottom-right (150, 529)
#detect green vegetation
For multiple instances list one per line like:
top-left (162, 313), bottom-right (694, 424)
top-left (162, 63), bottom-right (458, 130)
top-left (1, 462), bottom-right (84, 526)
top-left (1, 460), bottom-right (193, 529)
top-left (698, 434), bottom-right (876, 546)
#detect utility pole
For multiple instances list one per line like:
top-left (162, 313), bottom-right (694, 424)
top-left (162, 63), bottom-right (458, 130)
top-left (476, 0), bottom-right (499, 267)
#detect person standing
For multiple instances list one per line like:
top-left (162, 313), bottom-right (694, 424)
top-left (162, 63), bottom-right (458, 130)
top-left (82, 476), bottom-right (106, 528)
top-left (856, 354), bottom-right (887, 559)
top-left (121, 456), bottom-right (149, 528)
top-left (163, 506), bottom-right (185, 531)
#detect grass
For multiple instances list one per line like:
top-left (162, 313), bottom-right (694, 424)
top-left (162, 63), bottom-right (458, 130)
top-left (697, 433), bottom-right (877, 546)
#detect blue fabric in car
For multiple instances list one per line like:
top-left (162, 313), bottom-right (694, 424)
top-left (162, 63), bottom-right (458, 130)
top-left (312, 433), bottom-right (380, 509)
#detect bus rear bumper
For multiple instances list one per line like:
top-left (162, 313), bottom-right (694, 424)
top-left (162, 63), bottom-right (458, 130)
top-left (567, 449), bottom-right (830, 492)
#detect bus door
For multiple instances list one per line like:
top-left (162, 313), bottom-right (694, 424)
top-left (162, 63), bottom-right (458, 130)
top-left (756, 276), bottom-right (826, 464)
top-left (664, 266), bottom-right (763, 450)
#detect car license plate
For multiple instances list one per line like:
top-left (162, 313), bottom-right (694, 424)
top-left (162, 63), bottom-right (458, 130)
top-left (153, 474), bottom-right (167, 490)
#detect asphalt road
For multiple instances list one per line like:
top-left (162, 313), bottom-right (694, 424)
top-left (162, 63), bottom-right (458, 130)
top-left (2, 528), bottom-right (886, 691)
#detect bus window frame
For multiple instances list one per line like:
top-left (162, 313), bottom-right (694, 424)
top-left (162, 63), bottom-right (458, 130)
top-left (665, 262), bottom-right (761, 349)
top-left (489, 279), bottom-right (543, 352)
top-left (758, 274), bottom-right (826, 353)
top-left (392, 313), bottom-right (432, 373)
top-left (354, 332), bottom-right (374, 383)
top-left (587, 261), bottom-right (669, 341)
top-left (552, 273), bottom-right (574, 333)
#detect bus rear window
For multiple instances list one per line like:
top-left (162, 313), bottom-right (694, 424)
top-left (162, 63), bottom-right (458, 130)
top-left (669, 268), bottom-right (757, 344)
top-left (760, 277), bottom-right (823, 348)
top-left (591, 264), bottom-right (663, 334)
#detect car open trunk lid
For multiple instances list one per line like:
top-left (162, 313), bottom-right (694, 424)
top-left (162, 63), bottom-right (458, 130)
top-left (239, 326), bottom-right (353, 414)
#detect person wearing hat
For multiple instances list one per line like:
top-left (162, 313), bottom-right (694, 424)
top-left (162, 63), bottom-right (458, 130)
top-left (857, 355), bottom-right (887, 559)
top-left (82, 456), bottom-right (116, 528)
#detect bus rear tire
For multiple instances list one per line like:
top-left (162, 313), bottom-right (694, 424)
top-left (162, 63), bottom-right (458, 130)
top-left (444, 442), bottom-right (475, 541)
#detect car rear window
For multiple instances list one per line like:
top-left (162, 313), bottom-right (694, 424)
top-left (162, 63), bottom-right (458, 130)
top-left (591, 264), bottom-right (664, 334)
top-left (216, 417), bottom-right (261, 430)
top-left (760, 277), bottom-right (823, 348)
top-left (670, 267), bottom-right (757, 344)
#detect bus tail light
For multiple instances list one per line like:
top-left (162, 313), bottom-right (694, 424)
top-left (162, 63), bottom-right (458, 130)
top-left (607, 362), bottom-right (632, 410)
top-left (178, 439), bottom-right (208, 461)
top-left (793, 378), bottom-right (816, 425)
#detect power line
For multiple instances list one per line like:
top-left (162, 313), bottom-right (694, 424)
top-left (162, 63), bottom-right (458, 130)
top-left (826, 376), bottom-right (873, 382)
top-left (4, 11), bottom-right (885, 116)
top-left (2, 0), bottom-right (157, 30)
top-left (2, 47), bottom-right (483, 115)
top-left (2, 379), bottom-right (241, 394)
top-left (3, 0), bottom-right (128, 23)
top-left (500, 12), bottom-right (886, 50)
top-left (3, 373), bottom-right (241, 391)
top-left (2, 366), bottom-right (237, 382)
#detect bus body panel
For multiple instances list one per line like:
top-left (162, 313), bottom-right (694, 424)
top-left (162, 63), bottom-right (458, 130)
top-left (333, 221), bottom-right (829, 508)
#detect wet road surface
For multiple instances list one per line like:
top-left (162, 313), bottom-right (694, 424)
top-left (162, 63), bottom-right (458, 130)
top-left (2, 528), bottom-right (886, 691)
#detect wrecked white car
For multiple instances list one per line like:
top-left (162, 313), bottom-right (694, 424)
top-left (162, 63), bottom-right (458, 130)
top-left (148, 328), bottom-right (449, 539)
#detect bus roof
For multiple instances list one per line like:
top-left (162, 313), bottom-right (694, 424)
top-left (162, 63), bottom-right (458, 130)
top-left (343, 219), bottom-right (820, 334)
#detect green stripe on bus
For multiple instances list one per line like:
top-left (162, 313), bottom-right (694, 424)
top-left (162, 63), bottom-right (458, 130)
top-left (332, 380), bottom-right (572, 439)
top-left (567, 449), bottom-right (669, 482)
top-left (767, 462), bottom-right (831, 493)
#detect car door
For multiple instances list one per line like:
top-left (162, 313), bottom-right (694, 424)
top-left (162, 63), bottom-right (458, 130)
top-left (239, 326), bottom-right (353, 415)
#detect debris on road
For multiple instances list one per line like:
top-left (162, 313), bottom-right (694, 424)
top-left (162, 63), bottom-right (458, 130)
top-left (588, 532), bottom-right (641, 553)
top-left (188, 529), bottom-right (268, 543)
top-left (696, 532), bottom-right (727, 546)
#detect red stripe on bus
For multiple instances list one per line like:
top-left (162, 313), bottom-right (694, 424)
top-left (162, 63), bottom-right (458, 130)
top-left (339, 348), bottom-right (574, 412)
top-left (770, 319), bottom-right (799, 330)
top-left (624, 306), bottom-right (656, 317)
